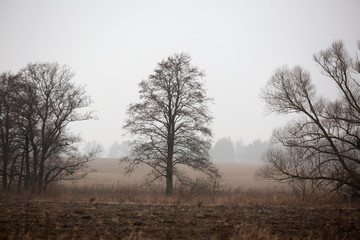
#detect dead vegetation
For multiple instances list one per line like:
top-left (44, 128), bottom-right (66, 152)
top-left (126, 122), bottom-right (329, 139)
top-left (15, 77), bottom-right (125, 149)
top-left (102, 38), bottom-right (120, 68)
top-left (0, 183), bottom-right (354, 208)
top-left (1, 184), bottom-right (360, 240)
top-left (1, 162), bottom-right (360, 239)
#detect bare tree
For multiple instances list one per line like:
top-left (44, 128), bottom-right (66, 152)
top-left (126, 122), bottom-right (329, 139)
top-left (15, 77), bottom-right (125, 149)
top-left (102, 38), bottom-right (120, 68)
top-left (259, 40), bottom-right (360, 196)
top-left (0, 72), bottom-right (22, 190)
top-left (122, 53), bottom-right (219, 196)
top-left (17, 62), bottom-right (95, 190)
top-left (0, 62), bottom-right (96, 191)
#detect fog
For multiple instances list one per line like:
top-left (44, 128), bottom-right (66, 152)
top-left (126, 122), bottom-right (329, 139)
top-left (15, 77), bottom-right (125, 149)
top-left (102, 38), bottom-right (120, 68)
top-left (1, 0), bottom-right (359, 151)
top-left (210, 138), bottom-right (269, 163)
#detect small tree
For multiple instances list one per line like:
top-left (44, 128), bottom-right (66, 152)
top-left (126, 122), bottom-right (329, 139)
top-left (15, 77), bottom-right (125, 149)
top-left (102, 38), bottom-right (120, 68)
top-left (122, 53), bottom-right (219, 196)
top-left (259, 40), bottom-right (360, 196)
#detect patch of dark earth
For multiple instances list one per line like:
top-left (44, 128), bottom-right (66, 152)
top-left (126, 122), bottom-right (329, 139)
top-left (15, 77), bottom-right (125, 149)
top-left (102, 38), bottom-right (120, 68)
top-left (0, 201), bottom-right (359, 239)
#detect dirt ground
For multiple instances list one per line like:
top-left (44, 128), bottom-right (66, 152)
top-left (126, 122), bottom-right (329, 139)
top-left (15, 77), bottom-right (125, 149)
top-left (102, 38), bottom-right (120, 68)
top-left (1, 201), bottom-right (360, 239)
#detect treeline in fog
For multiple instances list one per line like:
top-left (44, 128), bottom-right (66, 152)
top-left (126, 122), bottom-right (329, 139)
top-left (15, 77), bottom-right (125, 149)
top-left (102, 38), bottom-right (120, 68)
top-left (210, 137), bottom-right (269, 162)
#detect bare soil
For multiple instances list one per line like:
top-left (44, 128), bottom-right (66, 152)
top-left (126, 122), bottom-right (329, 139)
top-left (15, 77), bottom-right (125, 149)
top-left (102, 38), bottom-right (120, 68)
top-left (1, 200), bottom-right (359, 239)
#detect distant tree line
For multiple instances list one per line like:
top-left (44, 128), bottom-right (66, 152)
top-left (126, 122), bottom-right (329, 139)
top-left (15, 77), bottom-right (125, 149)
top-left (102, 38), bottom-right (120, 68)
top-left (0, 62), bottom-right (96, 191)
top-left (107, 141), bottom-right (130, 158)
top-left (81, 140), bottom-right (130, 159)
top-left (210, 137), bottom-right (269, 162)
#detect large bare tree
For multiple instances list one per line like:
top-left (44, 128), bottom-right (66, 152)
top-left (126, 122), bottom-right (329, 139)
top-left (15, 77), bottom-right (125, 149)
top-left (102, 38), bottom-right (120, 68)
top-left (122, 53), bottom-right (219, 196)
top-left (259, 41), bottom-right (360, 196)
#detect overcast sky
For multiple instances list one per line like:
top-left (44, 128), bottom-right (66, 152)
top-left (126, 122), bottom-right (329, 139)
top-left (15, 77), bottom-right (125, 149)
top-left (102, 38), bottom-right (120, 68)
top-left (1, 0), bottom-right (359, 149)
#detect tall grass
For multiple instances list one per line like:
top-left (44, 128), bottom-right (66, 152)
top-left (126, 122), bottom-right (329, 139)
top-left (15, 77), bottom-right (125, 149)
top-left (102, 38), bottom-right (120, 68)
top-left (1, 183), bottom-right (358, 209)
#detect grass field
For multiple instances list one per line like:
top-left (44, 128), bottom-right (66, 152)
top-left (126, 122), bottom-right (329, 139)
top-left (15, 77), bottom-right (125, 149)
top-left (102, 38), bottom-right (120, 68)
top-left (79, 158), bottom-right (277, 188)
top-left (1, 159), bottom-right (360, 239)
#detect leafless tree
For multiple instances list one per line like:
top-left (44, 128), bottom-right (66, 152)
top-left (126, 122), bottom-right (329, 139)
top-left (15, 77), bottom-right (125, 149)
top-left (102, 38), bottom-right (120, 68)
top-left (0, 72), bottom-right (22, 190)
top-left (0, 62), bottom-right (97, 191)
top-left (122, 53), bottom-right (219, 196)
top-left (259, 40), bottom-right (360, 196)
top-left (18, 62), bottom-right (96, 190)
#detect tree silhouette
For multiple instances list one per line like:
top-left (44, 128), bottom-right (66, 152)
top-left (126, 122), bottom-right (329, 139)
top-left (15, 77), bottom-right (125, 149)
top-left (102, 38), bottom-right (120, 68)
top-left (0, 72), bottom-right (22, 189)
top-left (0, 62), bottom-right (96, 191)
top-left (122, 53), bottom-right (219, 196)
top-left (259, 40), bottom-right (360, 196)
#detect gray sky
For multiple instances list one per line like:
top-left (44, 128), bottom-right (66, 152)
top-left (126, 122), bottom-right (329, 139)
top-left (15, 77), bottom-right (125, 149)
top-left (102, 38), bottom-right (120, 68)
top-left (1, 0), bottom-right (359, 148)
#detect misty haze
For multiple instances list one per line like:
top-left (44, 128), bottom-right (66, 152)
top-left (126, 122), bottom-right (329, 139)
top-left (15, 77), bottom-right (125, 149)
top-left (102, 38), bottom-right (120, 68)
top-left (1, 0), bottom-right (360, 239)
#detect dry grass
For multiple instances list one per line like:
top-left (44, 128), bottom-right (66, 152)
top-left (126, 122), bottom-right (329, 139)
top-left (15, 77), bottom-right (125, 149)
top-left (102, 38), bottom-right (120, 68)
top-left (1, 159), bottom-right (357, 208)
top-left (1, 181), bottom-right (357, 209)
top-left (81, 159), bottom-right (277, 189)
top-left (21, 159), bottom-right (354, 208)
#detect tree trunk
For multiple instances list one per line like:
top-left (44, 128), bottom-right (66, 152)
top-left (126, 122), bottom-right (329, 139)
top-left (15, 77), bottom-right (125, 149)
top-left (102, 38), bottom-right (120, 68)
top-left (166, 166), bottom-right (173, 196)
top-left (32, 149), bottom-right (38, 188)
top-left (24, 136), bottom-right (30, 190)
top-left (8, 157), bottom-right (17, 190)
top-left (18, 153), bottom-right (24, 191)
top-left (2, 152), bottom-right (8, 190)
top-left (38, 158), bottom-right (45, 189)
top-left (166, 129), bottom-right (174, 196)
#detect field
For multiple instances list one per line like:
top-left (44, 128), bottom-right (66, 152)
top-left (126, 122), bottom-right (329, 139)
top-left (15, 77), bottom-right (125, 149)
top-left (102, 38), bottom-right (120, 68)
top-left (1, 159), bottom-right (360, 239)
top-left (79, 159), bottom-right (273, 189)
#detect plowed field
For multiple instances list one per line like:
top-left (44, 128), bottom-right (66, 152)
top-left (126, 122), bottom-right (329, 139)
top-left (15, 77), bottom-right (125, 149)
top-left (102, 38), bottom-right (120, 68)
top-left (1, 201), bottom-right (359, 239)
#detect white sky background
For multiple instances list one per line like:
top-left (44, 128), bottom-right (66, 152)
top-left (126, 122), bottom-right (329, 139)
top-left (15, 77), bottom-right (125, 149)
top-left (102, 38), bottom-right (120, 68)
top-left (1, 0), bottom-right (359, 149)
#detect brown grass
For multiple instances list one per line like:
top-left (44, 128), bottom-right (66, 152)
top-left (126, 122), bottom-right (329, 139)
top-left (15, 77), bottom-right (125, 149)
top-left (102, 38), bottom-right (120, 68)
top-left (1, 159), bottom-right (357, 207)
top-left (1, 182), bottom-right (357, 209)
top-left (82, 159), bottom-right (277, 189)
